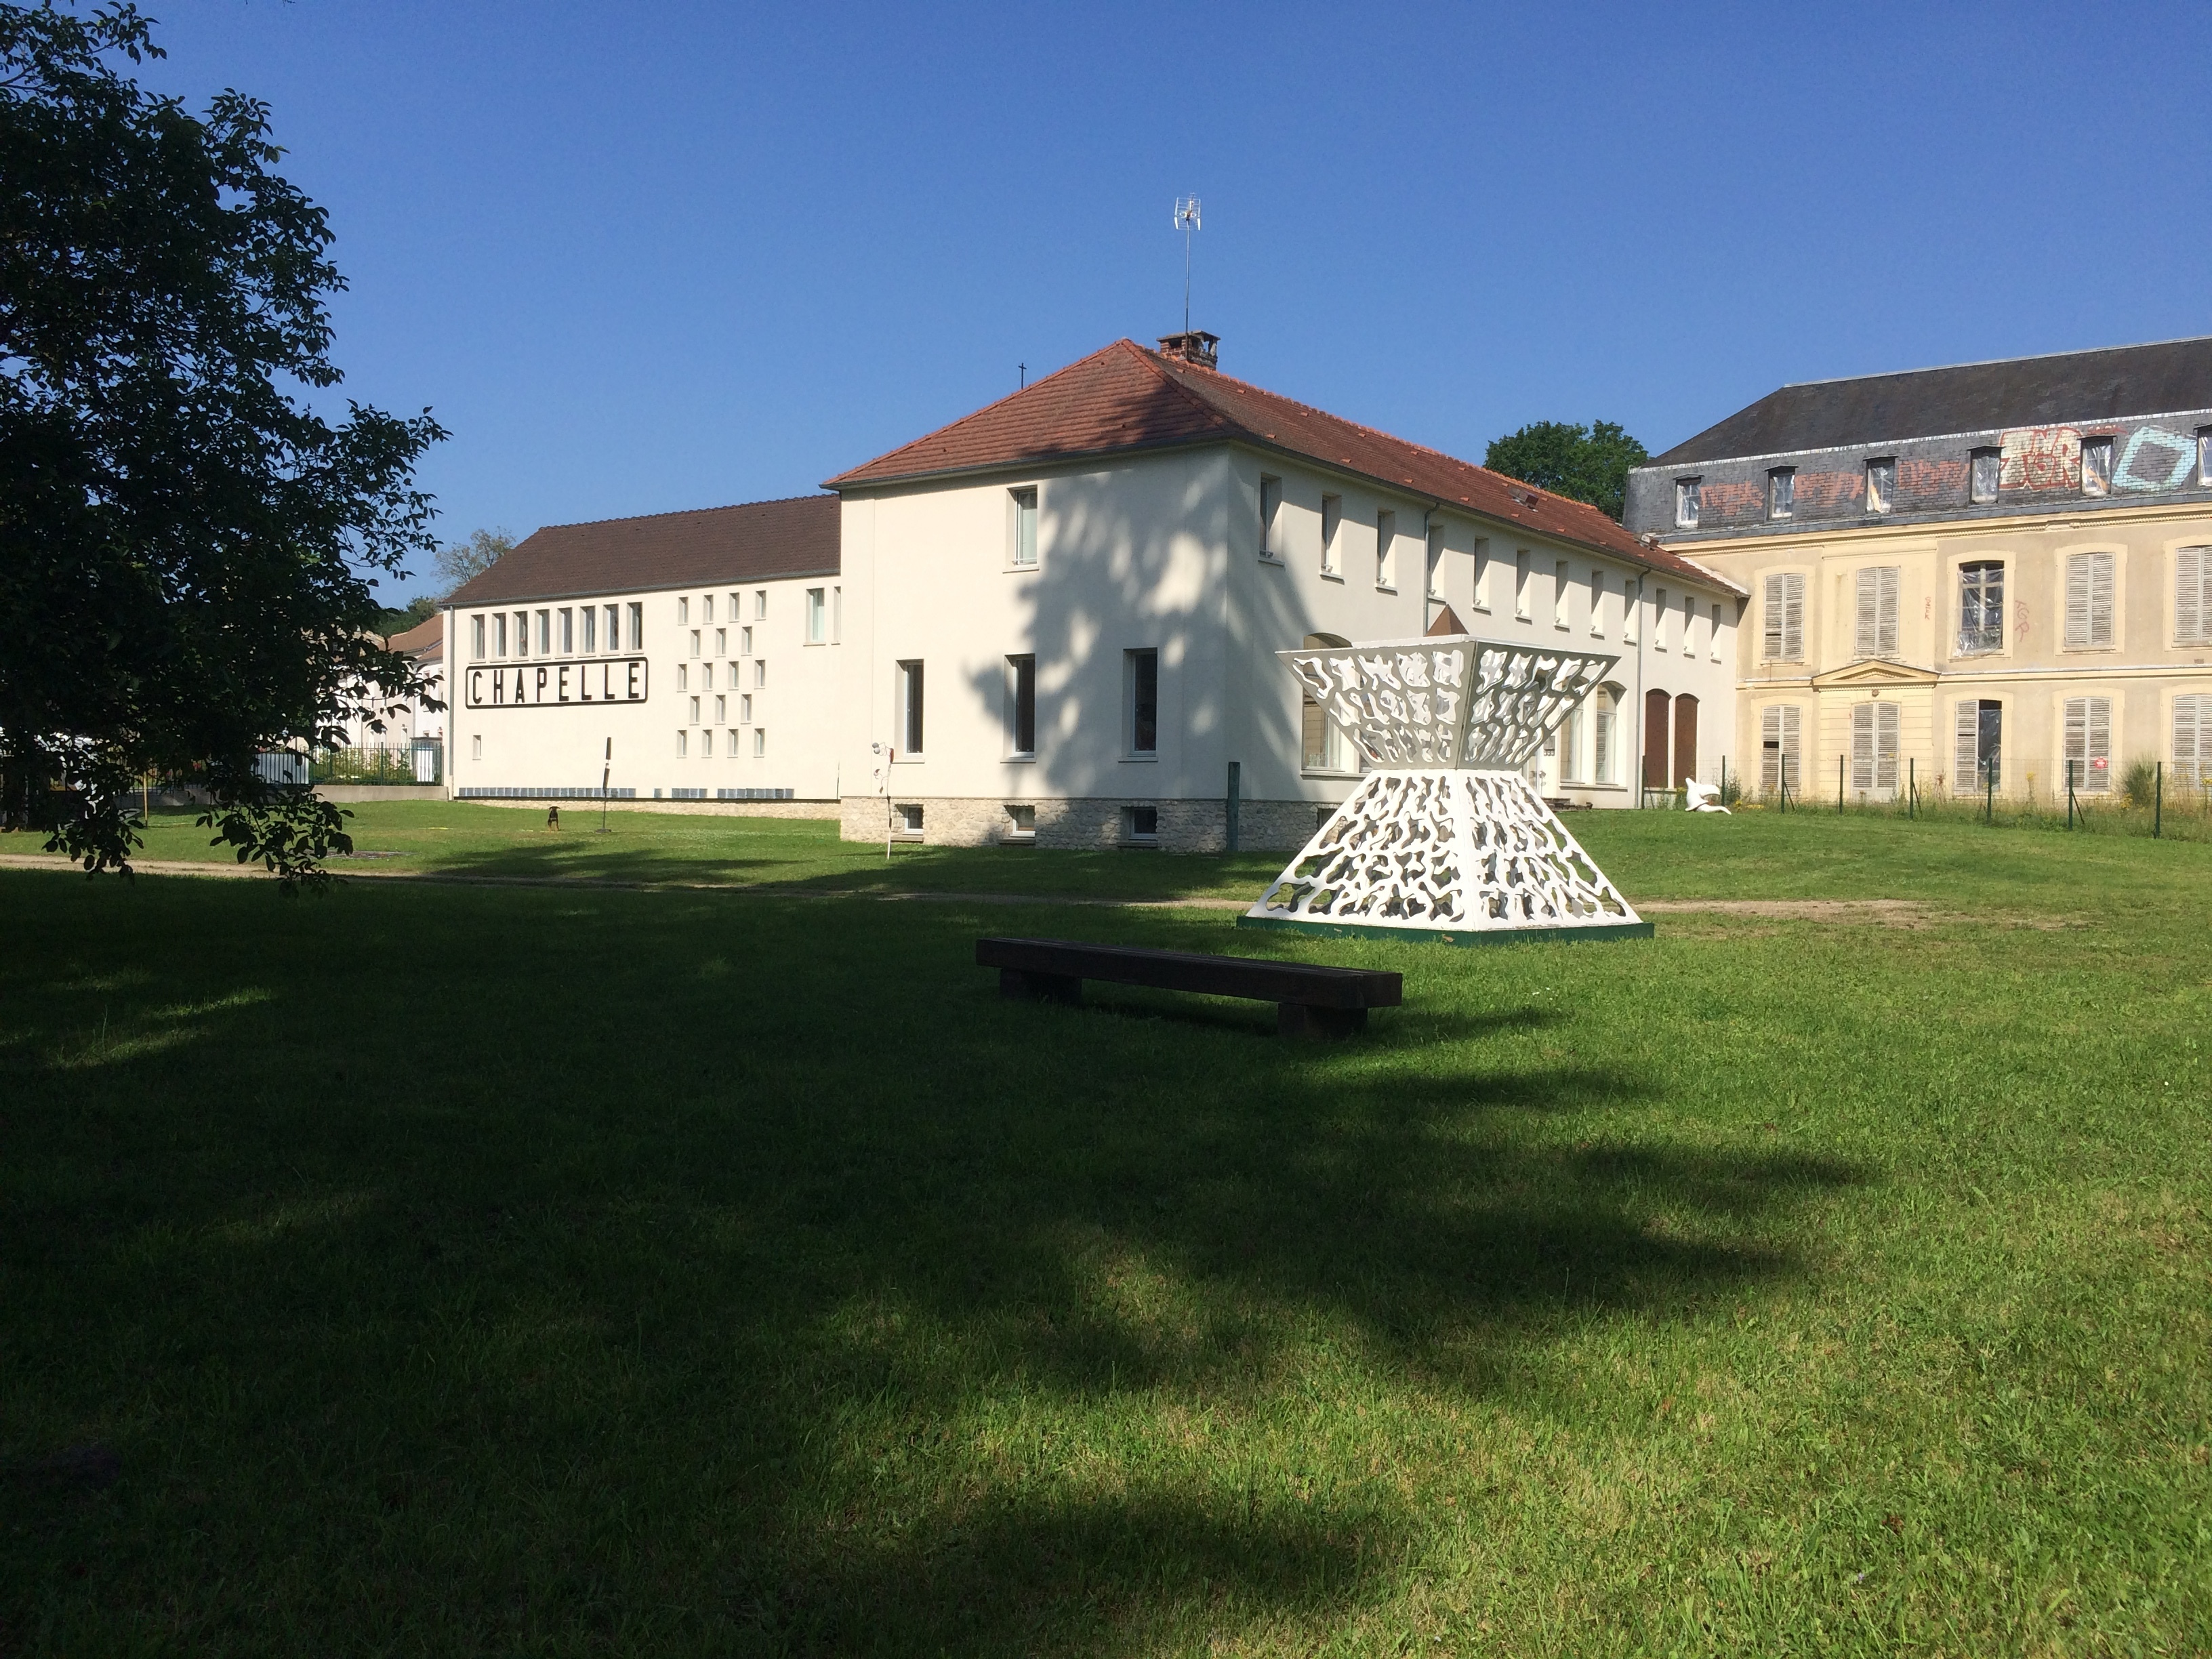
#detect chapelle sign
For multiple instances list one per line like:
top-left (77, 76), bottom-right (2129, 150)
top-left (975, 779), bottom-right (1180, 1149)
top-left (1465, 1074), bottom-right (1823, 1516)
top-left (465, 657), bottom-right (649, 710)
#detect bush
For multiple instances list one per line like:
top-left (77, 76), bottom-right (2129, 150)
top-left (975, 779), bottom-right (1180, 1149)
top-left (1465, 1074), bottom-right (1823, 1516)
top-left (2122, 756), bottom-right (2160, 808)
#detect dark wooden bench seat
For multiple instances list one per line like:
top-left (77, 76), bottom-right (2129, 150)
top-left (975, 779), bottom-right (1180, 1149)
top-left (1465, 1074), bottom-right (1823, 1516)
top-left (976, 935), bottom-right (1401, 1038)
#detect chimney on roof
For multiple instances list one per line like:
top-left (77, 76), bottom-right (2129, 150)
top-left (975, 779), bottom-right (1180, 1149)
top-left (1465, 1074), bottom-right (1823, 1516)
top-left (1155, 331), bottom-right (1219, 369)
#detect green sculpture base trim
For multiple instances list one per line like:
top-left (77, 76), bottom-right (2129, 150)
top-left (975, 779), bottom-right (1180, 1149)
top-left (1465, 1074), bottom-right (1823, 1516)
top-left (1237, 915), bottom-right (1654, 948)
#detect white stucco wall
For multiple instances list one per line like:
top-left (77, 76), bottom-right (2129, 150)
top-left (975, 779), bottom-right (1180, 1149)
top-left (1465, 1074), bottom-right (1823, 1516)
top-left (444, 574), bottom-right (842, 802)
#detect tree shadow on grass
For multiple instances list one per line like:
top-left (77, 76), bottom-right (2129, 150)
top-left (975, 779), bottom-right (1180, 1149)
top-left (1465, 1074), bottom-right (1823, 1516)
top-left (0, 875), bottom-right (1867, 1652)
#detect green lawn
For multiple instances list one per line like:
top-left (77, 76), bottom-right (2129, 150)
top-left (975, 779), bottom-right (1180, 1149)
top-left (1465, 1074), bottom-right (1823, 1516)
top-left (3, 810), bottom-right (2207, 1654)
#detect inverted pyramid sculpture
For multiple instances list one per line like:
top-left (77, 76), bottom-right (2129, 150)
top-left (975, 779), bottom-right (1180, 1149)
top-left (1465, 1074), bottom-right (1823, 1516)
top-left (1240, 635), bottom-right (1651, 945)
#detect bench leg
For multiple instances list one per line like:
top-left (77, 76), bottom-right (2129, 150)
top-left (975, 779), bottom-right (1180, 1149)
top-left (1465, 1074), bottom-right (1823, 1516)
top-left (1277, 1002), bottom-right (1367, 1040)
top-left (1000, 967), bottom-right (1082, 1006)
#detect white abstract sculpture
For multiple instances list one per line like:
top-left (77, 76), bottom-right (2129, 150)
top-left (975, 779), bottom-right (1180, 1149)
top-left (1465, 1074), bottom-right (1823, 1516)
top-left (1683, 778), bottom-right (1731, 814)
top-left (1242, 635), bottom-right (1651, 945)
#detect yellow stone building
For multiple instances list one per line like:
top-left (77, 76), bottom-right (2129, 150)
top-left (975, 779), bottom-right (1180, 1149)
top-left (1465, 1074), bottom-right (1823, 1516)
top-left (1623, 339), bottom-right (2212, 804)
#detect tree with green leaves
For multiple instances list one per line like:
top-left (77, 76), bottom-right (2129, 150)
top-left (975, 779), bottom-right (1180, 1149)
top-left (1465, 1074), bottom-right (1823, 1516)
top-left (1483, 420), bottom-right (1648, 523)
top-left (434, 526), bottom-right (512, 594)
top-left (0, 1), bottom-right (445, 884)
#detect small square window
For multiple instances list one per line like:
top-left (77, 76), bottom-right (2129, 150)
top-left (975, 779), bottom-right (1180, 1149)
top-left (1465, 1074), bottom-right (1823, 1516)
top-left (1126, 805), bottom-right (1158, 842)
top-left (898, 803), bottom-right (923, 833)
top-left (1767, 468), bottom-right (1795, 520)
top-left (1675, 478), bottom-right (1701, 529)
top-left (1970, 448), bottom-right (2001, 504)
top-left (1004, 803), bottom-right (1036, 840)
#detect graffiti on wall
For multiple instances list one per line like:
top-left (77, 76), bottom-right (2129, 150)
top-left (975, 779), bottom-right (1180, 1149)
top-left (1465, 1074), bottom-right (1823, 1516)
top-left (2112, 426), bottom-right (2198, 491)
top-left (1999, 426), bottom-right (2080, 491)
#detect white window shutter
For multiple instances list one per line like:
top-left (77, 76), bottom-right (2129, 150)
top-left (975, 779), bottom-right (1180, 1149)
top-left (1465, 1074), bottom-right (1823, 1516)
top-left (1763, 575), bottom-right (1785, 659)
top-left (1877, 702), bottom-right (1900, 791)
top-left (1954, 701), bottom-right (1980, 792)
top-left (2089, 553), bottom-right (2114, 648)
top-left (1784, 705), bottom-right (1800, 785)
top-left (2088, 695), bottom-right (2112, 788)
top-left (2177, 548), bottom-right (2208, 645)
top-left (1854, 569), bottom-right (1877, 657)
top-left (1761, 705), bottom-right (1781, 792)
top-left (2175, 694), bottom-right (2211, 787)
top-left (2065, 556), bottom-right (2093, 648)
top-left (1782, 573), bottom-right (1804, 659)
top-left (1876, 567), bottom-right (1900, 656)
top-left (1851, 702), bottom-right (1874, 790)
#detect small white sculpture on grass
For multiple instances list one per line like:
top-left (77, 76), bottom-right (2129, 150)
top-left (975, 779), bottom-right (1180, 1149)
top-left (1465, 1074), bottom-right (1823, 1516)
top-left (1242, 635), bottom-right (1650, 945)
top-left (1683, 778), bottom-right (1731, 814)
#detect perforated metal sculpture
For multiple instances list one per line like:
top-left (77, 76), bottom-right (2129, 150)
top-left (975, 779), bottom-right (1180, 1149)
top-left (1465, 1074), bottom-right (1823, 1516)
top-left (1241, 635), bottom-right (1652, 944)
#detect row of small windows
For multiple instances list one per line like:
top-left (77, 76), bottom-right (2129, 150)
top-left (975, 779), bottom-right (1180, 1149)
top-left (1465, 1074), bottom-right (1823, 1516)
top-left (1759, 693), bottom-right (2212, 794)
top-left (1759, 547), bottom-right (2212, 661)
top-left (472, 602), bottom-right (644, 661)
top-left (1678, 431), bottom-right (2212, 527)
top-left (890, 650), bottom-right (1155, 762)
top-left (674, 661), bottom-right (766, 691)
top-left (674, 728), bottom-right (768, 758)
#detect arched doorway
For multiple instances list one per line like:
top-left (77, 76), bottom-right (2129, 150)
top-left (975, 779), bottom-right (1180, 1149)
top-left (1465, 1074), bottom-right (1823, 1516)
top-left (1673, 693), bottom-right (1699, 786)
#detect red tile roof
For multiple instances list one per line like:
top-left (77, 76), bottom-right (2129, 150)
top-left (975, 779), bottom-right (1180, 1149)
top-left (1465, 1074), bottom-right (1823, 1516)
top-left (445, 495), bottom-right (839, 609)
top-left (826, 340), bottom-right (1739, 594)
top-left (385, 613), bottom-right (443, 660)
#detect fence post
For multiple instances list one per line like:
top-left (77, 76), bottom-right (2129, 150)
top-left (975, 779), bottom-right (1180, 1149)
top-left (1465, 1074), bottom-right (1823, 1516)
top-left (1985, 756), bottom-right (1994, 824)
top-left (1225, 760), bottom-right (1241, 854)
top-left (2066, 759), bottom-right (2076, 830)
top-left (1908, 756), bottom-right (1915, 819)
top-left (2154, 760), bottom-right (2163, 839)
top-left (1838, 752), bottom-right (1845, 815)
top-left (1719, 755), bottom-right (1727, 803)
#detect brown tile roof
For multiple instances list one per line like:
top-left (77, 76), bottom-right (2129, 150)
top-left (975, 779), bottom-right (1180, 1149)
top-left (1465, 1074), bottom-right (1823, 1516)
top-left (826, 340), bottom-right (1739, 594)
top-left (385, 613), bottom-right (443, 660)
top-left (445, 495), bottom-right (840, 609)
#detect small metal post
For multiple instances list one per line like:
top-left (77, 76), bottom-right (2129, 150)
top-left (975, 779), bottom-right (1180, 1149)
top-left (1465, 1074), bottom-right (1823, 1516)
top-left (2154, 760), bottom-right (2163, 838)
top-left (2066, 759), bottom-right (2076, 830)
top-left (1908, 757), bottom-right (1915, 819)
top-left (1985, 757), bottom-right (1994, 824)
top-left (1719, 755), bottom-right (1727, 803)
top-left (1838, 753), bottom-right (1845, 815)
top-left (599, 738), bottom-right (612, 833)
top-left (1225, 760), bottom-right (1241, 854)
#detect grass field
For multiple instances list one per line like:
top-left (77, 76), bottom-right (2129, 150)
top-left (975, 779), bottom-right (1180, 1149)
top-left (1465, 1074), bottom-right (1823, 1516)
top-left (3, 806), bottom-right (2207, 1654)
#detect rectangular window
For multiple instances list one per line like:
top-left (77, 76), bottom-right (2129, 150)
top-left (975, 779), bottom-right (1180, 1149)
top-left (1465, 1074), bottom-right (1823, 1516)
top-left (701, 594), bottom-right (713, 624)
top-left (514, 611), bottom-right (529, 656)
top-left (690, 629), bottom-right (701, 659)
top-left (754, 590), bottom-right (766, 620)
top-left (581, 607), bottom-right (595, 653)
top-left (1675, 478), bottom-right (1701, 529)
top-left (471, 614), bottom-right (486, 659)
top-left (2081, 437), bottom-right (2114, 497)
top-left (2064, 694), bottom-right (2113, 791)
top-left (1010, 486), bottom-right (1039, 567)
top-left (1126, 805), bottom-right (1158, 842)
top-left (740, 626), bottom-right (753, 655)
top-left (1259, 475), bottom-right (1282, 559)
top-left (495, 613), bottom-right (508, 657)
top-left (754, 728), bottom-right (765, 758)
top-left (558, 609), bottom-right (573, 653)
top-left (676, 664), bottom-right (687, 692)
top-left (676, 729), bottom-right (688, 757)
top-left (1593, 686), bottom-right (1618, 784)
top-left (1561, 707), bottom-right (1584, 783)
top-left (1866, 457), bottom-right (1895, 514)
top-left (2174, 693), bottom-right (2212, 788)
top-left (728, 593), bottom-right (741, 623)
top-left (678, 597), bottom-right (689, 625)
top-left (1429, 525), bottom-right (1448, 599)
top-left (1682, 593), bottom-right (1696, 654)
top-left (1376, 510), bottom-right (1397, 588)
top-left (605, 605), bottom-right (619, 651)
top-left (702, 662), bottom-right (713, 689)
top-left (1471, 538), bottom-right (1490, 610)
top-left (2175, 546), bottom-right (2211, 644)
top-left (1958, 561), bottom-right (2005, 654)
top-left (1126, 648), bottom-right (1158, 755)
top-left (726, 729), bottom-right (741, 758)
top-left (715, 628), bottom-right (726, 656)
top-left (1760, 703), bottom-right (1802, 795)
top-left (1589, 569), bottom-right (1606, 636)
top-left (1007, 653), bottom-right (1036, 756)
top-left (2064, 551), bottom-right (2116, 649)
top-left (1004, 804), bottom-right (1036, 840)
top-left (689, 695), bottom-right (700, 724)
top-left (1320, 494), bottom-right (1343, 576)
top-left (754, 659), bottom-right (765, 688)
top-left (1761, 571), bottom-right (1805, 661)
top-left (1854, 566), bottom-right (1901, 657)
top-left (1954, 699), bottom-right (2003, 792)
top-left (806, 588), bottom-right (826, 644)
top-left (1710, 602), bottom-right (1723, 660)
top-left (471, 734), bottom-right (483, 761)
top-left (1970, 447), bottom-right (2001, 504)
top-left (714, 694), bottom-right (726, 724)
top-left (739, 693), bottom-right (752, 723)
top-left (896, 660), bottom-right (924, 754)
top-left (2198, 428), bottom-right (2212, 488)
top-left (1768, 467), bottom-right (1795, 520)
top-left (1513, 549), bottom-right (1531, 619)
top-left (1850, 700), bottom-right (1900, 793)
top-left (833, 586), bottom-right (842, 643)
top-left (1553, 560), bottom-right (1570, 628)
top-left (1653, 586), bottom-right (1669, 650)
top-left (627, 603), bottom-right (642, 649)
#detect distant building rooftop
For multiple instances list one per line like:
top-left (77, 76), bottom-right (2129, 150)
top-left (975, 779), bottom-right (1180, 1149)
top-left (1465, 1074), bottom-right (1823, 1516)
top-left (446, 495), bottom-right (840, 608)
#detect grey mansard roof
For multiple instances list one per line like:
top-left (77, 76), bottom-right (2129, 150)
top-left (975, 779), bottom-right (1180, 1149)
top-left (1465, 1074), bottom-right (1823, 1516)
top-left (1654, 336), bottom-right (2212, 466)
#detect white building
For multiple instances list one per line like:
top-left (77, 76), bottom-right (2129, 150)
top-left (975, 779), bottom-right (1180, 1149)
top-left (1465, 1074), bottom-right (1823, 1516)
top-left (825, 335), bottom-right (1744, 848)
top-left (436, 335), bottom-right (1743, 844)
top-left (441, 497), bottom-right (843, 803)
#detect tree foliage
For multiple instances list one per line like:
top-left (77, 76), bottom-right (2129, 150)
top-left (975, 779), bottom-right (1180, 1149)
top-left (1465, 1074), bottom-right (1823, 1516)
top-left (0, 1), bottom-right (445, 884)
top-left (1483, 419), bottom-right (1648, 523)
top-left (433, 526), bottom-right (512, 594)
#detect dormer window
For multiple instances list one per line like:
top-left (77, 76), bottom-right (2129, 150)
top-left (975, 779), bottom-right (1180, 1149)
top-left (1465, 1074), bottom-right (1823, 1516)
top-left (2082, 436), bottom-right (2114, 497)
top-left (1865, 457), bottom-right (1895, 515)
top-left (1675, 478), bottom-right (1701, 529)
top-left (1969, 447), bottom-right (2001, 504)
top-left (1767, 468), bottom-right (1795, 521)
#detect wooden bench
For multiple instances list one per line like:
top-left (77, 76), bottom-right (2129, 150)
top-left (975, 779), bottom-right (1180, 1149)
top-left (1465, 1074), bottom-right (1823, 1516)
top-left (976, 935), bottom-right (1401, 1039)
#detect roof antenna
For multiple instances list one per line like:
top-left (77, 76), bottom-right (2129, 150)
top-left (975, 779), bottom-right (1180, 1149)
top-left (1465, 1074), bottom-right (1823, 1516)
top-left (1174, 194), bottom-right (1201, 336)
top-left (1019, 361), bottom-right (1027, 388)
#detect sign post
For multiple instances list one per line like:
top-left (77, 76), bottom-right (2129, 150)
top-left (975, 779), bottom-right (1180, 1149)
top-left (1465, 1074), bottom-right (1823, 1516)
top-left (599, 738), bottom-right (611, 834)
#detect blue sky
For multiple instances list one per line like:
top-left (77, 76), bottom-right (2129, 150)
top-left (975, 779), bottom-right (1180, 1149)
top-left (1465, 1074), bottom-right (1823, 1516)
top-left (136, 1), bottom-right (2212, 601)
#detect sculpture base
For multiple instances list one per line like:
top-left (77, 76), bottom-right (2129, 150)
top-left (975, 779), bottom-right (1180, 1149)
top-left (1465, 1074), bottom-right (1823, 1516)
top-left (1244, 769), bottom-right (1647, 942)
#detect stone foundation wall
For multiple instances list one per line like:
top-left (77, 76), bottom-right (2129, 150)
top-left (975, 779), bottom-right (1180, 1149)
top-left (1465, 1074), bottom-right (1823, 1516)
top-left (468, 796), bottom-right (840, 821)
top-left (838, 794), bottom-right (1339, 854)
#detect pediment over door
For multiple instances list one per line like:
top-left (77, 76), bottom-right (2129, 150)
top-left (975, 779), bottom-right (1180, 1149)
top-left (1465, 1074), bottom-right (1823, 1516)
top-left (1810, 658), bottom-right (1942, 691)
